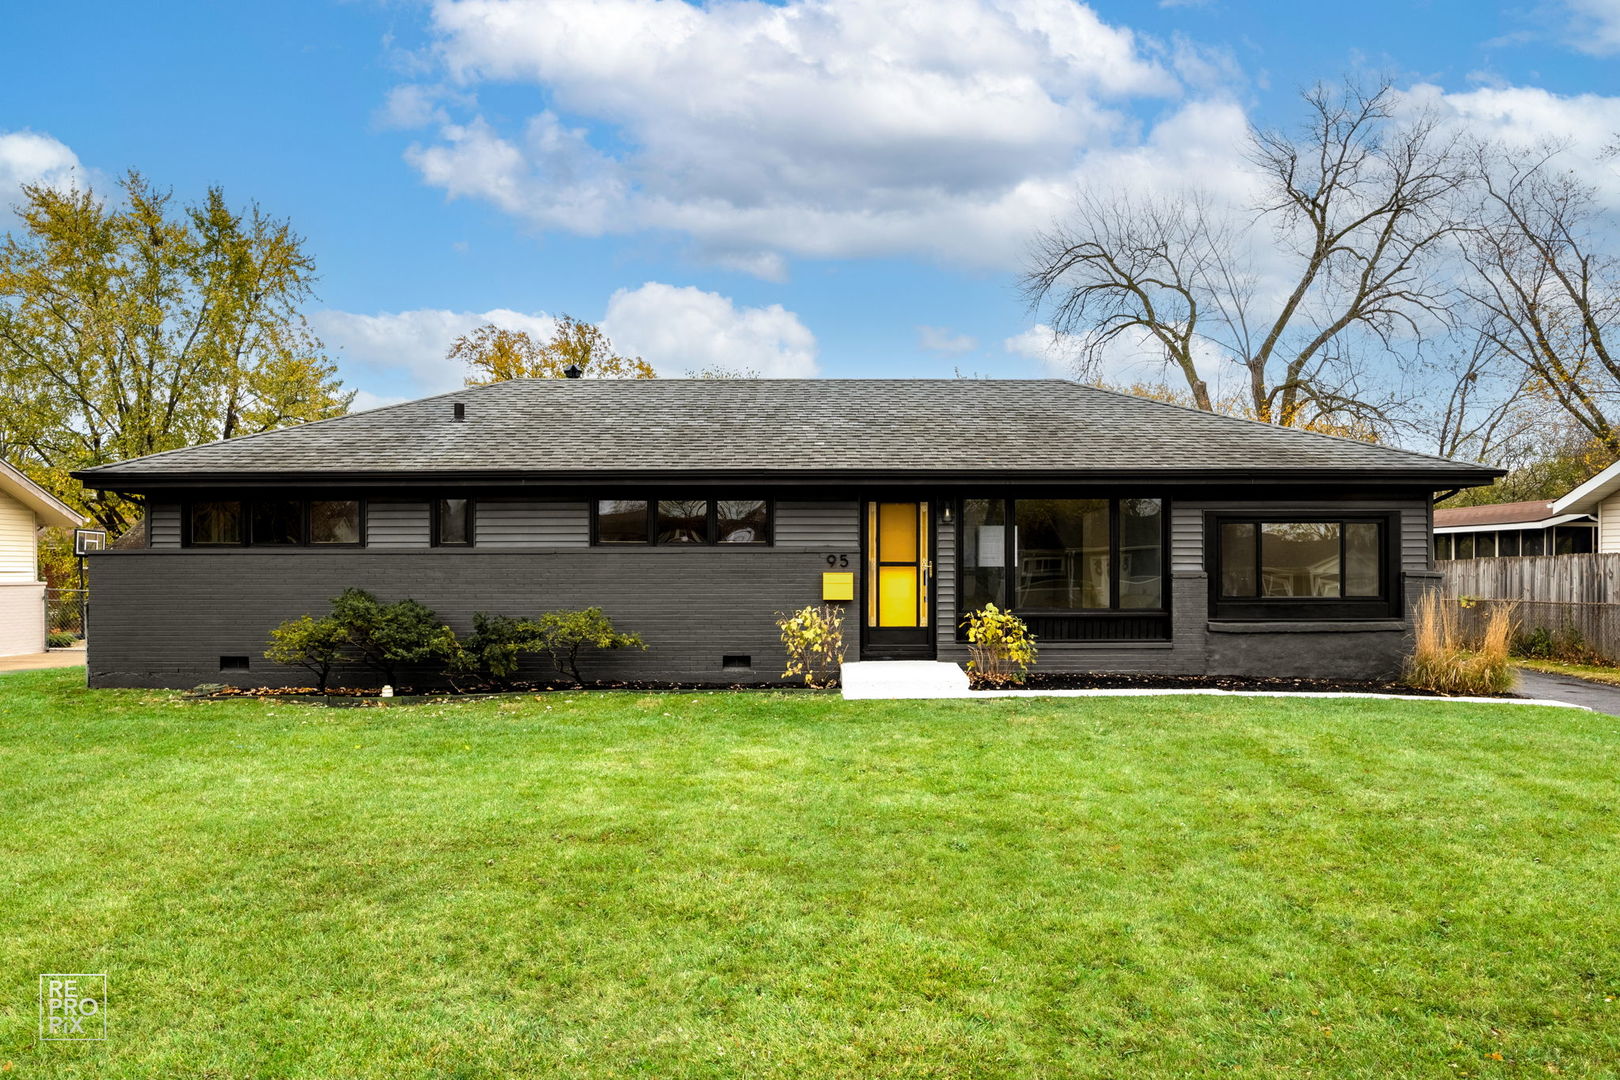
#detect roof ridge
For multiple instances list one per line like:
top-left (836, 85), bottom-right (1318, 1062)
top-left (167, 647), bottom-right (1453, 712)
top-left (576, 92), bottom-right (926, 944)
top-left (77, 383), bottom-right (485, 473)
top-left (1062, 380), bottom-right (1485, 469)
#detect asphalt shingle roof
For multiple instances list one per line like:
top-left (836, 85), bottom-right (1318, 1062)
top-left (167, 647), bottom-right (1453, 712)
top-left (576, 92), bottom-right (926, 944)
top-left (1433, 500), bottom-right (1562, 528)
top-left (76, 379), bottom-right (1498, 485)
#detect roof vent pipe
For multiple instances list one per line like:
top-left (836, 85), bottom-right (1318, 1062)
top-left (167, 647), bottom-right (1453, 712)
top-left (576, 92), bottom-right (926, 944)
top-left (452, 402), bottom-right (466, 422)
top-left (564, 364), bottom-right (584, 379)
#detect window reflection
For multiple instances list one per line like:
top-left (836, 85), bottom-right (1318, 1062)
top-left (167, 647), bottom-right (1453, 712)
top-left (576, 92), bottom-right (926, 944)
top-left (717, 499), bottom-right (769, 543)
top-left (657, 499), bottom-right (709, 543)
top-left (1016, 499), bottom-right (1110, 609)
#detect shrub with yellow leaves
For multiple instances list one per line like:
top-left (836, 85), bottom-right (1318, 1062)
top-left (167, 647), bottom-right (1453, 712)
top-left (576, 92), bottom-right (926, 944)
top-left (776, 604), bottom-right (846, 688)
top-left (962, 603), bottom-right (1038, 688)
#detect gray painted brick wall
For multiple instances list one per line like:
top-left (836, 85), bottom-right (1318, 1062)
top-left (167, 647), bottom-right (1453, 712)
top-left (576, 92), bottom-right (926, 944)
top-left (88, 548), bottom-right (852, 688)
top-left (100, 493), bottom-right (1434, 687)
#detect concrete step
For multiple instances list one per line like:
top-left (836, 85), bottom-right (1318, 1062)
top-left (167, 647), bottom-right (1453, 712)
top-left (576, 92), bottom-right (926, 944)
top-left (841, 661), bottom-right (971, 700)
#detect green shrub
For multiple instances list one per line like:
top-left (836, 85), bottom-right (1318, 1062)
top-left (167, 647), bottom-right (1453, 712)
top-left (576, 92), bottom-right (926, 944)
top-left (328, 588), bottom-right (447, 686)
top-left (776, 604), bottom-right (846, 688)
top-left (46, 630), bottom-right (78, 648)
top-left (961, 603), bottom-right (1038, 687)
top-left (465, 613), bottom-right (536, 685)
top-left (1405, 593), bottom-right (1515, 696)
top-left (265, 614), bottom-right (347, 692)
top-left (1513, 623), bottom-right (1611, 666)
top-left (528, 607), bottom-right (646, 686)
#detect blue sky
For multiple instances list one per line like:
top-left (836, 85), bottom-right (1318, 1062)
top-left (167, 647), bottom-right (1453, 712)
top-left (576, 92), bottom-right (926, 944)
top-left (2, 0), bottom-right (1617, 407)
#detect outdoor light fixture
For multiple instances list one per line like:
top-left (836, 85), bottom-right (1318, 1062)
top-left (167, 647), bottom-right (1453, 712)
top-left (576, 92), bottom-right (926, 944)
top-left (941, 502), bottom-right (954, 524)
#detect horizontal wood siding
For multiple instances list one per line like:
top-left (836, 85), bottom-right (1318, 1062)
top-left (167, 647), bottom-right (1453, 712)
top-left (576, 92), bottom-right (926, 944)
top-left (0, 491), bottom-right (36, 580)
top-left (1170, 502), bottom-right (1203, 574)
top-left (774, 500), bottom-right (859, 549)
top-left (366, 501), bottom-right (431, 548)
top-left (935, 509), bottom-right (956, 654)
top-left (475, 499), bottom-right (588, 548)
top-left (148, 503), bottom-right (181, 548)
top-left (1601, 495), bottom-right (1620, 553)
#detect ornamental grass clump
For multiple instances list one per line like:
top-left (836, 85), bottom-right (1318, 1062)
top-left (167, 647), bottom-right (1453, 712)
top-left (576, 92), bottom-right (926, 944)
top-left (777, 604), bottom-right (846, 688)
top-left (962, 603), bottom-right (1038, 688)
top-left (1404, 592), bottom-right (1515, 696)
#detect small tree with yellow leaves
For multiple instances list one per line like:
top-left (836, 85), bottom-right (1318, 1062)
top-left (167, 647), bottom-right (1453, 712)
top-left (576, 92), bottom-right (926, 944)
top-left (451, 316), bottom-right (655, 385)
top-left (776, 604), bottom-right (846, 688)
top-left (962, 603), bottom-right (1038, 687)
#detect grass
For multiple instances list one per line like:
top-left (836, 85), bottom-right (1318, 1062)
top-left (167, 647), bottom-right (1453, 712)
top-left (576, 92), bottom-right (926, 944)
top-left (2, 668), bottom-right (1618, 1078)
top-left (1518, 658), bottom-right (1620, 687)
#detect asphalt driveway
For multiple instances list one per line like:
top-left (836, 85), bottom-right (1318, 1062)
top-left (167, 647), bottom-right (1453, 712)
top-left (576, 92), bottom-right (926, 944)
top-left (1516, 668), bottom-right (1620, 717)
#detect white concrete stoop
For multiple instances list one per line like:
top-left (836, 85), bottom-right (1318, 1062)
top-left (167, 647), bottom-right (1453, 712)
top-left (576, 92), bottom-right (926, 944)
top-left (841, 661), bottom-right (971, 700)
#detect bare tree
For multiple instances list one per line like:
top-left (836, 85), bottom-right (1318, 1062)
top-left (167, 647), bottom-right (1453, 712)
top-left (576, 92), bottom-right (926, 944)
top-left (1023, 78), bottom-right (1471, 433)
top-left (1460, 143), bottom-right (1620, 454)
top-left (1409, 333), bottom-right (1543, 466)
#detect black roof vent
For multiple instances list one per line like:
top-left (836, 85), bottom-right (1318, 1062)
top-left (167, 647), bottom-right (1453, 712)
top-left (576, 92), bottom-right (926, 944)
top-left (452, 402), bottom-right (466, 421)
top-left (563, 364), bottom-right (583, 379)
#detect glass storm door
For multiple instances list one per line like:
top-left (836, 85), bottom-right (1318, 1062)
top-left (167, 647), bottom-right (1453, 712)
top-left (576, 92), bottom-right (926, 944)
top-left (865, 501), bottom-right (934, 658)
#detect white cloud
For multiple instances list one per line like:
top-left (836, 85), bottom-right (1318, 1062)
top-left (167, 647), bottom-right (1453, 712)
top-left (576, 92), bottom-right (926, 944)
top-left (311, 306), bottom-right (559, 397)
top-left (402, 0), bottom-right (1217, 272)
top-left (600, 282), bottom-right (818, 377)
top-left (315, 285), bottom-right (818, 399)
top-left (1004, 324), bottom-right (1083, 375)
top-left (377, 85), bottom-right (450, 130)
top-left (918, 325), bottom-right (978, 354)
top-left (0, 130), bottom-right (85, 209)
top-left (1406, 83), bottom-right (1620, 206)
top-left (1003, 321), bottom-right (1222, 388)
top-left (1559, 0), bottom-right (1620, 55)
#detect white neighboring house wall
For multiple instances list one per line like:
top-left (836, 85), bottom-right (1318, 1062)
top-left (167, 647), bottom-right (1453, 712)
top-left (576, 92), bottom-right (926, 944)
top-left (1599, 494), bottom-right (1620, 554)
top-left (1553, 460), bottom-right (1620, 555)
top-left (0, 462), bottom-right (81, 657)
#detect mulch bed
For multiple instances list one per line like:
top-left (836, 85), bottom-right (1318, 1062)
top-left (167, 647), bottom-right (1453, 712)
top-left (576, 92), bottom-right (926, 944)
top-left (193, 680), bottom-right (812, 703)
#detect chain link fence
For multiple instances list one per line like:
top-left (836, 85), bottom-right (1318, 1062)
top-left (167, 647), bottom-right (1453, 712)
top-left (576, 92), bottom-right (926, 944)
top-left (1453, 598), bottom-right (1620, 664)
top-left (44, 588), bottom-right (87, 641)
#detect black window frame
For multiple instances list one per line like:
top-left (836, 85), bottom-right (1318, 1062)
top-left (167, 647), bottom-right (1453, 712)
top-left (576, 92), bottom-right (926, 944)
top-left (183, 499), bottom-right (246, 547)
top-left (590, 496), bottom-right (774, 547)
top-left (1208, 512), bottom-right (1400, 621)
top-left (249, 498), bottom-right (306, 547)
top-left (182, 497), bottom-right (369, 549)
top-left (308, 498), bottom-right (368, 548)
top-left (432, 497), bottom-right (476, 547)
top-left (954, 495), bottom-right (1171, 642)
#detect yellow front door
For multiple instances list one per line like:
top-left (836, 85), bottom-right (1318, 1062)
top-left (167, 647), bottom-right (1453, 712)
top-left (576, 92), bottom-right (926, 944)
top-left (868, 501), bottom-right (929, 632)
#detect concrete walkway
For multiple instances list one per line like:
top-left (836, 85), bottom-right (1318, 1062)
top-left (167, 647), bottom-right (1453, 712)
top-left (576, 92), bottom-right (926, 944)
top-left (840, 660), bottom-right (1585, 710)
top-left (1515, 668), bottom-right (1620, 716)
top-left (0, 648), bottom-right (86, 673)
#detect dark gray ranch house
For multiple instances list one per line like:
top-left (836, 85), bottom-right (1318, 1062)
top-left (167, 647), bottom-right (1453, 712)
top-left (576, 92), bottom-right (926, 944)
top-left (74, 379), bottom-right (1497, 688)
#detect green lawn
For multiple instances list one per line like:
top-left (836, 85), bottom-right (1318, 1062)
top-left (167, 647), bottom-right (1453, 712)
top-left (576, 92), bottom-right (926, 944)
top-left (1519, 658), bottom-right (1620, 687)
top-left (2, 669), bottom-right (1618, 1079)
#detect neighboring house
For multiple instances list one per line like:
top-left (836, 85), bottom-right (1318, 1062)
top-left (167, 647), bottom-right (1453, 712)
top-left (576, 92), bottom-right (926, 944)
top-left (71, 379), bottom-right (1498, 688)
top-left (1432, 500), bottom-right (1596, 560)
top-left (1552, 460), bottom-right (1620, 553)
top-left (0, 461), bottom-right (82, 656)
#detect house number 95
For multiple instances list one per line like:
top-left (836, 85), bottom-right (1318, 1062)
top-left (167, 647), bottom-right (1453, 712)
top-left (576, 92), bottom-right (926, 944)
top-left (825, 554), bottom-right (850, 568)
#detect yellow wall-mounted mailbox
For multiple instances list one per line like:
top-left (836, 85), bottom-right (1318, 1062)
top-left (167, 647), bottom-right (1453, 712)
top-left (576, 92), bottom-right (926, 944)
top-left (822, 571), bottom-right (854, 602)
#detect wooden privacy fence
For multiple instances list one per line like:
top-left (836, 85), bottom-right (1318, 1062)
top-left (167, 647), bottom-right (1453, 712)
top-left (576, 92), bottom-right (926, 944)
top-left (1439, 554), bottom-right (1620, 660)
top-left (1438, 553), bottom-right (1620, 604)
